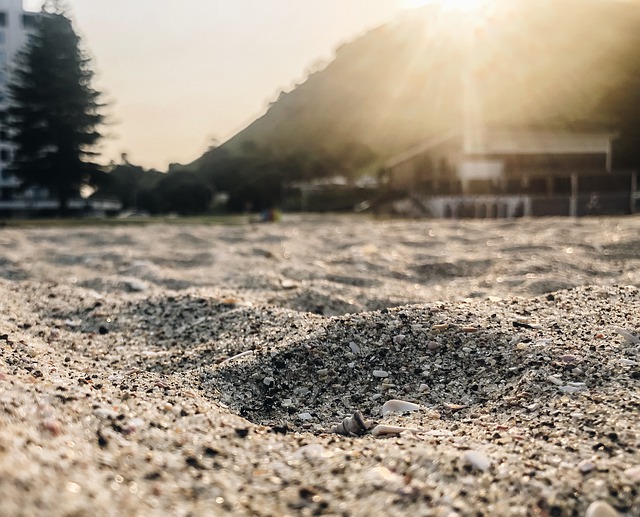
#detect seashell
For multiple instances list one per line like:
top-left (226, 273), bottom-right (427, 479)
top-left (585, 501), bottom-right (619, 517)
top-left (219, 350), bottom-right (253, 365)
top-left (381, 399), bottom-right (422, 417)
top-left (612, 327), bottom-right (640, 344)
top-left (370, 424), bottom-right (420, 436)
top-left (431, 323), bottom-right (449, 334)
top-left (330, 410), bottom-right (370, 436)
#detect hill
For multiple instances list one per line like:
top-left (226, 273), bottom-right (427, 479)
top-left (184, 0), bottom-right (640, 208)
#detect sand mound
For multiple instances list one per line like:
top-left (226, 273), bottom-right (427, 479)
top-left (1, 216), bottom-right (639, 516)
top-left (209, 285), bottom-right (639, 432)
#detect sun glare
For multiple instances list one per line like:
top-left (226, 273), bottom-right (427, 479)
top-left (403, 0), bottom-right (487, 12)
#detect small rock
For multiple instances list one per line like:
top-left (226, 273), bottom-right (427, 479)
top-left (462, 450), bottom-right (492, 472)
top-left (585, 501), bottom-right (619, 517)
top-left (263, 376), bottom-right (274, 386)
top-left (623, 465), bottom-right (640, 483)
top-left (427, 341), bottom-right (439, 351)
top-left (373, 370), bottom-right (389, 378)
top-left (349, 341), bottom-right (360, 354)
top-left (292, 444), bottom-right (328, 462)
top-left (362, 466), bottom-right (404, 489)
top-left (578, 459), bottom-right (596, 474)
top-left (393, 334), bottom-right (406, 345)
top-left (298, 412), bottom-right (313, 421)
top-left (418, 383), bottom-right (430, 393)
top-left (560, 385), bottom-right (584, 394)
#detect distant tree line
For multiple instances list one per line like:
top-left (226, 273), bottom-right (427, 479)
top-left (95, 136), bottom-right (381, 215)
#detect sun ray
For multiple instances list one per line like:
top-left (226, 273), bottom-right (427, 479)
top-left (403, 0), bottom-right (488, 12)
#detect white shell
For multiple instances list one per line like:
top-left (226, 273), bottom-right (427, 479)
top-left (381, 399), bottom-right (422, 417)
top-left (371, 424), bottom-right (419, 436)
top-left (612, 326), bottom-right (640, 344)
top-left (585, 501), bottom-right (619, 517)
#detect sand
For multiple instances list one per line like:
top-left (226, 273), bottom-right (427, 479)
top-left (0, 214), bottom-right (638, 516)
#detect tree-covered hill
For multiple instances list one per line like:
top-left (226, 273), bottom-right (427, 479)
top-left (189, 0), bottom-right (640, 169)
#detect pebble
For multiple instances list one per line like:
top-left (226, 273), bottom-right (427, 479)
top-left (373, 370), bottom-right (389, 378)
top-left (393, 334), bottom-right (406, 345)
top-left (292, 444), bottom-right (328, 462)
top-left (547, 375), bottom-right (563, 386)
top-left (263, 376), bottom-right (274, 386)
top-left (623, 465), bottom-right (640, 483)
top-left (559, 354), bottom-right (578, 362)
top-left (349, 341), bottom-right (360, 354)
top-left (462, 450), bottom-right (492, 472)
top-left (298, 412), bottom-right (313, 421)
top-left (620, 358), bottom-right (637, 366)
top-left (418, 383), bottom-right (430, 393)
top-left (560, 385), bottom-right (584, 394)
top-left (427, 341), bottom-right (439, 351)
top-left (578, 459), bottom-right (596, 473)
top-left (93, 408), bottom-right (119, 419)
top-left (584, 501), bottom-right (619, 517)
top-left (362, 466), bottom-right (405, 489)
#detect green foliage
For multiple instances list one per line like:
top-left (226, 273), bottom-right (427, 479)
top-left (5, 6), bottom-right (105, 215)
top-left (98, 162), bottom-right (162, 211)
top-left (150, 172), bottom-right (213, 215)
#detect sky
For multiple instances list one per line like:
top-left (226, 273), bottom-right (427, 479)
top-left (23, 0), bottom-right (424, 171)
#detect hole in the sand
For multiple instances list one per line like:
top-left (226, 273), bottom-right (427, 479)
top-left (201, 292), bottom-right (630, 433)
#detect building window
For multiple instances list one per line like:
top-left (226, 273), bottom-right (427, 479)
top-left (0, 12), bottom-right (6, 27)
top-left (22, 14), bottom-right (37, 29)
top-left (0, 129), bottom-right (7, 141)
top-left (0, 149), bottom-right (10, 162)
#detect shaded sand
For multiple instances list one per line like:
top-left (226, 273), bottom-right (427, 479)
top-left (0, 215), bottom-right (638, 516)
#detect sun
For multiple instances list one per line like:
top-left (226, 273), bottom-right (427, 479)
top-left (403, 0), bottom-right (488, 12)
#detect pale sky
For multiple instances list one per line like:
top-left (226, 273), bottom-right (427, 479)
top-left (23, 0), bottom-right (420, 171)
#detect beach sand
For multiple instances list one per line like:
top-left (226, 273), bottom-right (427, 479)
top-left (0, 214), bottom-right (638, 516)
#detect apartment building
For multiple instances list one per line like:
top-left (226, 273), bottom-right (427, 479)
top-left (0, 0), bottom-right (40, 216)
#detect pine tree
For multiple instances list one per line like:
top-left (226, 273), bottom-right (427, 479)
top-left (5, 1), bottom-right (105, 215)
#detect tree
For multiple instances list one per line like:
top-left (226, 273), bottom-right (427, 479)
top-left (5, 1), bottom-right (105, 215)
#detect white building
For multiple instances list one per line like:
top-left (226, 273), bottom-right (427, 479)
top-left (0, 0), bottom-right (40, 216)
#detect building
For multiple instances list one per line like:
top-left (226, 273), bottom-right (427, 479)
top-left (384, 127), bottom-right (638, 218)
top-left (0, 0), bottom-right (38, 216)
top-left (0, 1), bottom-right (120, 217)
